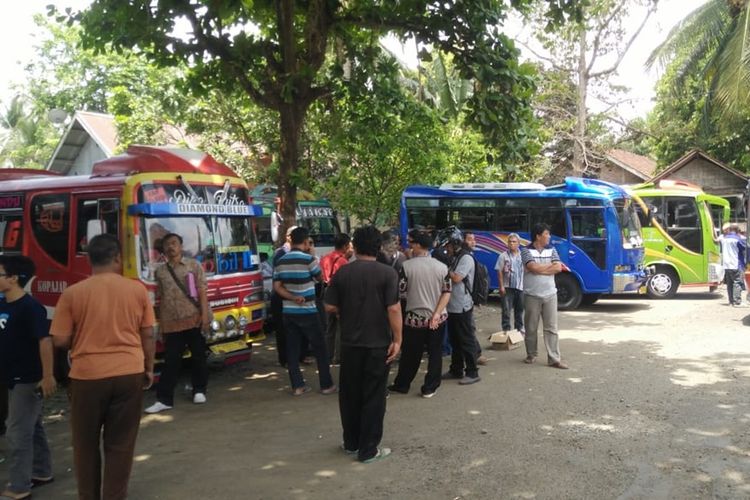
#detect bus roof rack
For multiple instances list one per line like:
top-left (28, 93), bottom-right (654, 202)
top-left (439, 182), bottom-right (546, 191)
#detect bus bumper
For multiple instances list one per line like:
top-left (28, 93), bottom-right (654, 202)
top-left (613, 271), bottom-right (648, 293)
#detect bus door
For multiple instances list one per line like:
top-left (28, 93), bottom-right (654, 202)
top-left (70, 194), bottom-right (121, 279)
top-left (566, 206), bottom-right (608, 291)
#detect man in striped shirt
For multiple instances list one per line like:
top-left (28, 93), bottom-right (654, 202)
top-left (273, 227), bottom-right (337, 396)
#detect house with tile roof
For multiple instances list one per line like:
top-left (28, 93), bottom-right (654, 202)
top-left (650, 149), bottom-right (748, 220)
top-left (600, 149), bottom-right (657, 185)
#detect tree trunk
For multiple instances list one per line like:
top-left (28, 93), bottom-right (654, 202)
top-left (573, 27), bottom-right (588, 175)
top-left (277, 103), bottom-right (303, 246)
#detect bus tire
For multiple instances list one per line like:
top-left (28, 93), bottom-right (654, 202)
top-left (556, 273), bottom-right (582, 310)
top-left (646, 266), bottom-right (679, 299)
top-left (581, 293), bottom-right (601, 306)
top-left (709, 285), bottom-right (718, 293)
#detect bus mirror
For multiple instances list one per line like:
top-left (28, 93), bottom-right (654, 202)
top-left (86, 220), bottom-right (105, 242)
top-left (270, 211), bottom-right (280, 244)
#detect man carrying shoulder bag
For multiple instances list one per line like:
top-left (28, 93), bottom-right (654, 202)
top-left (145, 233), bottom-right (211, 414)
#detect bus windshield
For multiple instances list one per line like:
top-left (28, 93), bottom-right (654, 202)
top-left (613, 198), bottom-right (643, 248)
top-left (139, 215), bottom-right (257, 280)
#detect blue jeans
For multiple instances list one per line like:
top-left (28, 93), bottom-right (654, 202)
top-left (6, 383), bottom-right (52, 494)
top-left (283, 314), bottom-right (334, 390)
top-left (501, 288), bottom-right (525, 331)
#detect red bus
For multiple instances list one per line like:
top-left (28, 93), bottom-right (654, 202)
top-left (0, 146), bottom-right (266, 371)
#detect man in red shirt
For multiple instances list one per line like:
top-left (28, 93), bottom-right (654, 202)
top-left (320, 233), bottom-right (352, 364)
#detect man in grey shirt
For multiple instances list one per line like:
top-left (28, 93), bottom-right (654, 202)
top-left (443, 228), bottom-right (481, 385)
top-left (521, 223), bottom-right (569, 369)
top-left (388, 229), bottom-right (452, 398)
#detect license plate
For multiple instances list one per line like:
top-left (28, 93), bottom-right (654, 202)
top-left (209, 339), bottom-right (249, 355)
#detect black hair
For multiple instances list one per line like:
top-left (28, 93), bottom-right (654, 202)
top-left (88, 234), bottom-right (122, 266)
top-left (290, 227), bottom-right (310, 245)
top-left (0, 255), bottom-right (36, 287)
top-left (333, 233), bottom-right (351, 250)
top-left (408, 229), bottom-right (433, 250)
top-left (531, 223), bottom-right (551, 243)
top-left (353, 225), bottom-right (382, 257)
top-left (161, 233), bottom-right (183, 251)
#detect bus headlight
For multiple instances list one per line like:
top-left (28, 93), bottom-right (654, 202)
top-left (210, 320), bottom-right (221, 332)
top-left (224, 315), bottom-right (237, 330)
top-left (243, 292), bottom-right (264, 304)
top-left (239, 315), bottom-right (248, 328)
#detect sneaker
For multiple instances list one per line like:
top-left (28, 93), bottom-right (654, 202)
top-left (458, 375), bottom-right (481, 385)
top-left (193, 393), bottom-right (207, 404)
top-left (362, 447), bottom-right (392, 463)
top-left (477, 355), bottom-right (488, 366)
top-left (518, 328), bottom-right (525, 336)
top-left (320, 385), bottom-right (338, 395)
top-left (421, 390), bottom-right (437, 399)
top-left (144, 401), bottom-right (173, 414)
top-left (386, 384), bottom-right (409, 394)
top-left (441, 371), bottom-right (462, 380)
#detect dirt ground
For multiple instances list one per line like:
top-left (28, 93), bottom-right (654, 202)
top-left (3, 288), bottom-right (750, 499)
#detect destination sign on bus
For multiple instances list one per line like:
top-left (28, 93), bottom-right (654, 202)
top-left (297, 206), bottom-right (334, 219)
top-left (0, 194), bottom-right (23, 210)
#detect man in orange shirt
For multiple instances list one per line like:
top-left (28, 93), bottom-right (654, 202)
top-left (51, 234), bottom-right (155, 500)
top-left (320, 233), bottom-right (351, 364)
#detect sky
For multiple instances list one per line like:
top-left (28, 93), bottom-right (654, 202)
top-left (0, 0), bottom-right (708, 124)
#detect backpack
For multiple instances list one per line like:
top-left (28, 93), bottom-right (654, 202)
top-left (456, 252), bottom-right (490, 306)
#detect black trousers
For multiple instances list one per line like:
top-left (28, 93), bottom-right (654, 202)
top-left (448, 310), bottom-right (479, 378)
top-left (339, 345), bottom-right (389, 462)
top-left (156, 327), bottom-right (208, 406)
top-left (725, 269), bottom-right (742, 305)
top-left (392, 323), bottom-right (444, 394)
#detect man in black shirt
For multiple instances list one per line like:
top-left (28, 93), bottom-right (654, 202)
top-left (0, 255), bottom-right (56, 500)
top-left (324, 226), bottom-right (402, 463)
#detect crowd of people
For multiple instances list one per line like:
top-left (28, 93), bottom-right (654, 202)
top-left (0, 222), bottom-right (573, 498)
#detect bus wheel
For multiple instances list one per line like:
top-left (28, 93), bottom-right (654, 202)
top-left (646, 267), bottom-right (679, 299)
top-left (709, 285), bottom-right (718, 293)
top-left (556, 273), bottom-right (582, 310)
top-left (581, 293), bottom-right (601, 306)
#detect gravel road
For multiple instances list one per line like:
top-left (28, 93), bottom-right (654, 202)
top-left (3, 288), bottom-right (750, 499)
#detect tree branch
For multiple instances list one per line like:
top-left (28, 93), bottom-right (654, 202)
top-left (589, 3), bottom-right (657, 79)
top-left (517, 40), bottom-right (569, 72)
top-left (586, 0), bottom-right (627, 75)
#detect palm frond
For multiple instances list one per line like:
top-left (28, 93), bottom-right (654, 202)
top-left (646, 0), bottom-right (728, 71)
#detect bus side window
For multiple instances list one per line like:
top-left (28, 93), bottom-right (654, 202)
top-left (76, 198), bottom-right (120, 252)
top-left (31, 193), bottom-right (70, 266)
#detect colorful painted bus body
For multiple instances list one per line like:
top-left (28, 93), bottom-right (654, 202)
top-left (0, 146), bottom-right (266, 368)
top-left (627, 180), bottom-right (730, 298)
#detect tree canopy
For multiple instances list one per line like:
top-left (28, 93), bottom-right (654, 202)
top-left (71, 0), bottom-right (583, 236)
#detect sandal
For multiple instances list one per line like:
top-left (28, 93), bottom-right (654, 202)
top-left (523, 356), bottom-right (536, 364)
top-left (292, 386), bottom-right (312, 396)
top-left (32, 477), bottom-right (54, 488)
top-left (0, 490), bottom-right (32, 500)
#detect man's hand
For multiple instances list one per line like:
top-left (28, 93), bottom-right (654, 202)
top-left (499, 286), bottom-right (506, 296)
top-left (294, 295), bottom-right (305, 304)
top-left (39, 376), bottom-right (56, 398)
top-left (143, 371), bottom-right (154, 390)
top-left (386, 341), bottom-right (401, 364)
top-left (429, 313), bottom-right (441, 330)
